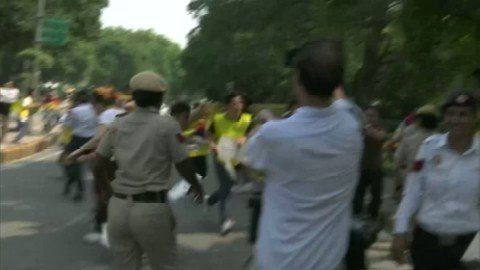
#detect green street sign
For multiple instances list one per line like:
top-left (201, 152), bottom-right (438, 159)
top-left (41, 17), bottom-right (70, 46)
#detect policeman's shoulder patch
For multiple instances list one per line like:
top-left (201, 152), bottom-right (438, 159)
top-left (412, 159), bottom-right (425, 172)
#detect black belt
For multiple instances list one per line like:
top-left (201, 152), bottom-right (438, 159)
top-left (113, 191), bottom-right (167, 203)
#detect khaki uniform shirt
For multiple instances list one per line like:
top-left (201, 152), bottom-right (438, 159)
top-left (96, 107), bottom-right (188, 194)
top-left (395, 128), bottom-right (436, 171)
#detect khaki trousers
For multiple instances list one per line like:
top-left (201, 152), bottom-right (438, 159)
top-left (108, 197), bottom-right (177, 270)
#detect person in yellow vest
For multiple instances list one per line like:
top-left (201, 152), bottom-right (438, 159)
top-left (207, 92), bottom-right (252, 235)
top-left (13, 89), bottom-right (34, 143)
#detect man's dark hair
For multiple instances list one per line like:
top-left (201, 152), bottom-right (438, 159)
top-left (73, 90), bottom-right (90, 105)
top-left (291, 39), bottom-right (344, 98)
top-left (170, 101), bottom-right (191, 117)
top-left (224, 91), bottom-right (243, 105)
top-left (417, 114), bottom-right (438, 130)
top-left (132, 90), bottom-right (163, 108)
top-left (92, 92), bottom-right (115, 107)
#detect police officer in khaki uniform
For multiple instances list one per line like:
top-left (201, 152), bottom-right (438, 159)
top-left (95, 71), bottom-right (204, 270)
top-left (394, 105), bottom-right (439, 195)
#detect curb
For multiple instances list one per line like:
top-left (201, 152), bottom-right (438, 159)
top-left (0, 134), bottom-right (58, 163)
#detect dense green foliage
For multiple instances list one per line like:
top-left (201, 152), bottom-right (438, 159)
top-left (1, 0), bottom-right (182, 93)
top-left (182, 0), bottom-right (480, 117)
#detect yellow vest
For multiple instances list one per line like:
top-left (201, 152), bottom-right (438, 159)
top-left (183, 119), bottom-right (210, 157)
top-left (213, 113), bottom-right (252, 141)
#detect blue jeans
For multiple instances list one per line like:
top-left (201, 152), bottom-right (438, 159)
top-left (14, 120), bottom-right (29, 143)
top-left (207, 159), bottom-right (234, 223)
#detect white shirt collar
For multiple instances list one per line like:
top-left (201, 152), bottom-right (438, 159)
top-left (294, 106), bottom-right (335, 118)
top-left (438, 133), bottom-right (480, 155)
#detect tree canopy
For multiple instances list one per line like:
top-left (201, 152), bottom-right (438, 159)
top-left (182, 0), bottom-right (480, 117)
top-left (1, 0), bottom-right (183, 95)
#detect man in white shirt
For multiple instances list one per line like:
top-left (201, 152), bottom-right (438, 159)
top-left (62, 90), bottom-right (98, 201)
top-left (0, 82), bottom-right (20, 142)
top-left (392, 91), bottom-right (479, 270)
top-left (247, 40), bottom-right (363, 270)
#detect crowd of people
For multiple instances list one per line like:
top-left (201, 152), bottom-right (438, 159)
top-left (1, 39), bottom-right (479, 270)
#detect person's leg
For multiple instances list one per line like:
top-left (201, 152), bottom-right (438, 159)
top-left (368, 170), bottom-right (384, 219)
top-left (131, 203), bottom-right (177, 270)
top-left (209, 159), bottom-right (234, 223)
top-left (108, 197), bottom-right (143, 270)
top-left (345, 231), bottom-right (367, 270)
top-left (13, 121), bottom-right (28, 143)
top-left (192, 156), bottom-right (207, 179)
top-left (440, 233), bottom-right (476, 270)
top-left (208, 159), bottom-right (233, 207)
top-left (0, 103), bottom-right (11, 142)
top-left (411, 226), bottom-right (441, 270)
top-left (352, 171), bottom-right (369, 216)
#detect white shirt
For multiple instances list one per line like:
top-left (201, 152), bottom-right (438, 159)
top-left (0, 88), bottom-right (20, 103)
top-left (99, 108), bottom-right (124, 126)
top-left (395, 134), bottom-right (480, 235)
top-left (247, 100), bottom-right (363, 270)
top-left (64, 103), bottom-right (98, 138)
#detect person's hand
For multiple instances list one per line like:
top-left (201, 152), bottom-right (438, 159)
top-left (78, 152), bottom-right (96, 163)
top-left (66, 149), bottom-right (82, 163)
top-left (236, 137), bottom-right (247, 145)
top-left (188, 183), bottom-right (204, 204)
top-left (391, 234), bottom-right (409, 265)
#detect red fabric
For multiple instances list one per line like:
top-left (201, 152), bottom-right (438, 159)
top-left (412, 160), bottom-right (425, 172)
top-left (404, 114), bottom-right (415, 126)
top-left (176, 134), bottom-right (185, 143)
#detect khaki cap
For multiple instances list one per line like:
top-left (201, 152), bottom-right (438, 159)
top-left (416, 104), bottom-right (439, 117)
top-left (129, 71), bottom-right (167, 93)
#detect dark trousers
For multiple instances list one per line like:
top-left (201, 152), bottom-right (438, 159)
top-left (248, 192), bottom-right (262, 244)
top-left (353, 170), bottom-right (383, 218)
top-left (411, 226), bottom-right (475, 270)
top-left (207, 159), bottom-right (234, 223)
top-left (345, 230), bottom-right (367, 270)
top-left (191, 156), bottom-right (207, 179)
top-left (93, 158), bottom-right (116, 232)
top-left (63, 136), bottom-right (91, 195)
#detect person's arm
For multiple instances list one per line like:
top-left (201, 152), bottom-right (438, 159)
top-left (63, 109), bottom-right (77, 129)
top-left (67, 125), bottom-right (109, 161)
top-left (391, 143), bottom-right (429, 264)
top-left (366, 125), bottom-right (386, 141)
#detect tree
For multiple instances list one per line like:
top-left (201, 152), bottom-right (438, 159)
top-left (182, 0), bottom-right (480, 118)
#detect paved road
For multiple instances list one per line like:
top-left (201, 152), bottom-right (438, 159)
top-left (1, 147), bottom-right (477, 270)
top-left (0, 147), bottom-right (252, 270)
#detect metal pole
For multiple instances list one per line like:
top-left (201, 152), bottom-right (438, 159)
top-left (32, 0), bottom-right (46, 96)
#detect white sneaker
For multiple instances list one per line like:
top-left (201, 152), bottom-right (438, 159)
top-left (221, 219), bottom-right (235, 236)
top-left (203, 195), bottom-right (211, 213)
top-left (99, 223), bottom-right (109, 248)
top-left (83, 232), bottom-right (101, 244)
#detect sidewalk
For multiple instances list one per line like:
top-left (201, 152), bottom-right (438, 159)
top-left (0, 132), bottom-right (58, 163)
